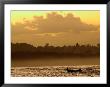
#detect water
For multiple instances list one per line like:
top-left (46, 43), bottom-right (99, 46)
top-left (11, 65), bottom-right (100, 77)
top-left (11, 57), bottom-right (99, 67)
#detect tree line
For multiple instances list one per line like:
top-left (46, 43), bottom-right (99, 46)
top-left (11, 43), bottom-right (100, 59)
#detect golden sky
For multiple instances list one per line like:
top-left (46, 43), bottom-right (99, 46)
top-left (11, 11), bottom-right (100, 25)
top-left (11, 11), bottom-right (100, 46)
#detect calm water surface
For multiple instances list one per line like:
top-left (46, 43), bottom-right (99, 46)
top-left (12, 57), bottom-right (99, 67)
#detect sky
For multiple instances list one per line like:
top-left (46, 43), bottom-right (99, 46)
top-left (11, 11), bottom-right (100, 46)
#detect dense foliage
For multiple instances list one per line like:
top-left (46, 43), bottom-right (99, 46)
top-left (11, 43), bottom-right (100, 59)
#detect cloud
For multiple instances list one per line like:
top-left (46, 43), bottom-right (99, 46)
top-left (12, 12), bottom-right (99, 35)
top-left (30, 12), bottom-right (99, 33)
top-left (11, 12), bottom-right (99, 46)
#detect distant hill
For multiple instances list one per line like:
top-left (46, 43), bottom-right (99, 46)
top-left (11, 43), bottom-right (100, 59)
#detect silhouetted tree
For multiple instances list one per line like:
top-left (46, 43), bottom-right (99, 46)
top-left (97, 43), bottom-right (100, 48)
top-left (11, 42), bottom-right (100, 59)
top-left (45, 43), bottom-right (49, 47)
top-left (76, 43), bottom-right (79, 47)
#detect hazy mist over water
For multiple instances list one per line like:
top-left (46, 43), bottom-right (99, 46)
top-left (11, 57), bottom-right (99, 67)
